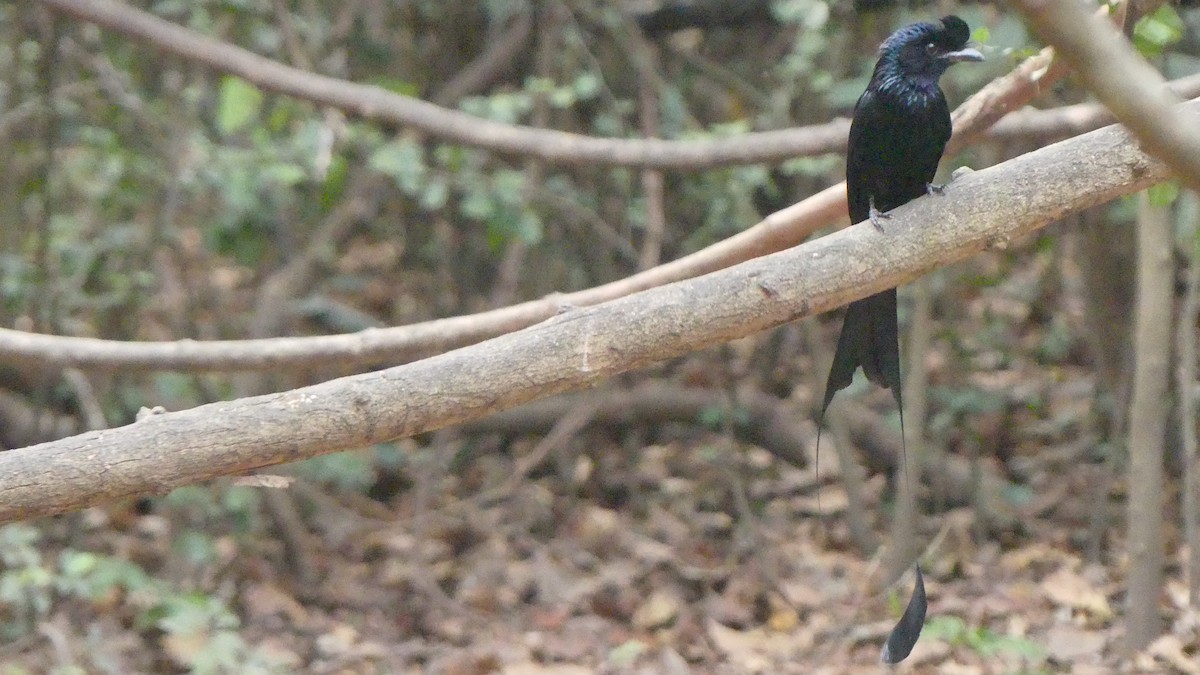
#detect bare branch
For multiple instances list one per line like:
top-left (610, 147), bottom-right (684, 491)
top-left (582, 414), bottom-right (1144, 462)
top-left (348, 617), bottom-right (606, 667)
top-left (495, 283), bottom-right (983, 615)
top-left (18, 1), bottom-right (1200, 374)
top-left (21, 81), bottom-right (1200, 373)
top-left (430, 6), bottom-right (534, 106)
top-left (0, 106), bottom-right (1180, 523)
top-left (947, 46), bottom-right (1066, 155)
top-left (40, 0), bottom-right (849, 169)
top-left (1014, 0), bottom-right (1200, 192)
top-left (38, 0), bottom-right (1143, 171)
top-left (1125, 194), bottom-right (1173, 648)
top-left (1178, 195), bottom-right (1200, 606)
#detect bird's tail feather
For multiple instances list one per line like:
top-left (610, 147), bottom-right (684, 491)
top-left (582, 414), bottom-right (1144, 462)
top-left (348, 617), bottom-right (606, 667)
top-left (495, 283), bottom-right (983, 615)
top-left (814, 289), bottom-right (905, 519)
top-left (821, 289), bottom-right (903, 415)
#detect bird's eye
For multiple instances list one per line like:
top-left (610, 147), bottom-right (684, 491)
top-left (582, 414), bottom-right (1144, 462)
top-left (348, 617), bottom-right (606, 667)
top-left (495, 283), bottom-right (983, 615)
top-left (925, 42), bottom-right (938, 55)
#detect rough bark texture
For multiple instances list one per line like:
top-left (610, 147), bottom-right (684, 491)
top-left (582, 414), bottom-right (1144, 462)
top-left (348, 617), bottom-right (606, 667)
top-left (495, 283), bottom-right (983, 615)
top-left (0, 109), bottom-right (1179, 524)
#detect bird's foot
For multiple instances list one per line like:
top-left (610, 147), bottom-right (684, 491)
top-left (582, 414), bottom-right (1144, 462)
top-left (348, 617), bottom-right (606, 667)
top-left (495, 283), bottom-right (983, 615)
top-left (926, 182), bottom-right (946, 196)
top-left (868, 197), bottom-right (892, 231)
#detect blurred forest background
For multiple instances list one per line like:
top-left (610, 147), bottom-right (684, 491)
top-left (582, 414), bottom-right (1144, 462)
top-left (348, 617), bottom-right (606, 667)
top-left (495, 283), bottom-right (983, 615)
top-left (3, 0), bottom-right (1200, 672)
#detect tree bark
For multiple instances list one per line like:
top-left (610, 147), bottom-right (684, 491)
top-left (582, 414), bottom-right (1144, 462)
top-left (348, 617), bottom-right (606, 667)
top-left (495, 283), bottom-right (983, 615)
top-left (1125, 192), bottom-right (1174, 650)
top-left (0, 111), bottom-right (1178, 524)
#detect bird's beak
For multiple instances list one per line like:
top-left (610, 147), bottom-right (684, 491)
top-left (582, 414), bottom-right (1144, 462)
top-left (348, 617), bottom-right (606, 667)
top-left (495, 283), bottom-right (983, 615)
top-left (943, 47), bottom-right (984, 63)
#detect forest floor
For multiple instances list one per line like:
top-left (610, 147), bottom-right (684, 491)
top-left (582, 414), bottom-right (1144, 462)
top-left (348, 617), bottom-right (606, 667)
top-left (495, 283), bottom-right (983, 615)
top-left (4, 225), bottom-right (1199, 674)
top-left (4, 372), bottom-right (1199, 674)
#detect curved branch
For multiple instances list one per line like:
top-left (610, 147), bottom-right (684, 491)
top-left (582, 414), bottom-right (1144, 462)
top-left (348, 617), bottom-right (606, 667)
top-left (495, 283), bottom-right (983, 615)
top-left (24, 2), bottom-right (1199, 374)
top-left (45, 0), bottom-right (1193, 173)
top-left (461, 381), bottom-right (810, 468)
top-left (1014, 0), bottom-right (1200, 192)
top-left (0, 104), bottom-right (1183, 523)
top-left (0, 185), bottom-right (845, 372)
top-left (35, 0), bottom-right (1128, 171)
top-left (40, 0), bottom-right (850, 169)
top-left (10, 60), bottom-right (1158, 373)
top-left (430, 7), bottom-right (534, 106)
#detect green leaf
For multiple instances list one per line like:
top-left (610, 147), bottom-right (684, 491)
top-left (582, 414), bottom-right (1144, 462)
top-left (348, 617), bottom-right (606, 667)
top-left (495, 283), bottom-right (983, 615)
top-left (514, 209), bottom-right (543, 244)
top-left (492, 169), bottom-right (526, 204)
top-left (368, 76), bottom-right (421, 97)
top-left (1147, 181), bottom-right (1179, 208)
top-left (573, 72), bottom-right (601, 100)
top-left (216, 77), bottom-right (263, 135)
top-left (461, 185), bottom-right (496, 220)
top-left (59, 551), bottom-right (98, 578)
top-left (549, 87), bottom-right (576, 108)
top-left (607, 640), bottom-right (648, 665)
top-left (419, 177), bottom-right (449, 211)
top-left (1133, 5), bottom-right (1183, 57)
top-left (173, 530), bottom-right (218, 566)
top-left (320, 155), bottom-right (349, 210)
top-left (262, 162), bottom-right (306, 187)
top-left (484, 206), bottom-right (542, 250)
top-left (369, 138), bottom-right (426, 195)
top-left (971, 26), bottom-right (990, 44)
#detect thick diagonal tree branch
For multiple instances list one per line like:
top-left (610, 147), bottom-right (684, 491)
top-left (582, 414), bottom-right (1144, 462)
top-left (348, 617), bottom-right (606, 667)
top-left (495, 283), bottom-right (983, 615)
top-left (22, 3), bottom-right (1189, 374)
top-left (0, 105), bottom-right (1184, 524)
top-left (25, 81), bottom-right (1200, 374)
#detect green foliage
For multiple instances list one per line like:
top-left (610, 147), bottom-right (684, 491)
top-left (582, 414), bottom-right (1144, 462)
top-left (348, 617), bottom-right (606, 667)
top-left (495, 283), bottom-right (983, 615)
top-left (1133, 5), bottom-right (1184, 58)
top-left (460, 73), bottom-right (602, 124)
top-left (0, 524), bottom-right (55, 634)
top-left (369, 137), bottom-right (427, 196)
top-left (163, 485), bottom-right (263, 534)
top-left (775, 0), bottom-right (832, 89)
top-left (0, 523), bottom-right (281, 673)
top-left (607, 639), bottom-right (649, 666)
top-left (698, 405), bottom-right (751, 430)
top-left (929, 386), bottom-right (1011, 438)
top-left (923, 614), bottom-right (1045, 661)
top-left (216, 77), bottom-right (265, 135)
top-left (291, 449), bottom-right (378, 492)
top-left (143, 593), bottom-right (255, 675)
top-left (678, 164), bottom-right (771, 250)
top-left (1147, 181), bottom-right (1180, 208)
top-left (1034, 315), bottom-right (1074, 364)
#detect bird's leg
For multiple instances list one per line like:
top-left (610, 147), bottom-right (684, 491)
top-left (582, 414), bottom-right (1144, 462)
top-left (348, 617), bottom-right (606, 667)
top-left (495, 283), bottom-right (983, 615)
top-left (869, 196), bottom-right (892, 231)
top-left (927, 167), bottom-right (974, 196)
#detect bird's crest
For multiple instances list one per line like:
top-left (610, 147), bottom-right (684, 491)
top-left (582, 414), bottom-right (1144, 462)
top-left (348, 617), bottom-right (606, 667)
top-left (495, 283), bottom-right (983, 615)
top-left (872, 15), bottom-right (980, 97)
top-left (879, 15), bottom-right (971, 55)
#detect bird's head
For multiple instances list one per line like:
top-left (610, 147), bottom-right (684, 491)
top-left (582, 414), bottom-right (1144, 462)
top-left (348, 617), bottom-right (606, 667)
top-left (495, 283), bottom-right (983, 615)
top-left (873, 15), bottom-right (983, 95)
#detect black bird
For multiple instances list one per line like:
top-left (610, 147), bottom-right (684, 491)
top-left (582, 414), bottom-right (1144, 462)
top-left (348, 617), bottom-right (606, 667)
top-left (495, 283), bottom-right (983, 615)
top-left (817, 15), bottom-right (981, 664)
top-left (820, 15), bottom-right (982, 434)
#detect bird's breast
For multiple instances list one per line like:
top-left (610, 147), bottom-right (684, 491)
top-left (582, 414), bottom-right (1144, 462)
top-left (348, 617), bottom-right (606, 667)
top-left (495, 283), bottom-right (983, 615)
top-left (846, 90), bottom-right (952, 219)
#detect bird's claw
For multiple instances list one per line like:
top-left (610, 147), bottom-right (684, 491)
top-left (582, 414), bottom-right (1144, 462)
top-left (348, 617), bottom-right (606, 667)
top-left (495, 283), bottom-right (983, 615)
top-left (868, 197), bottom-right (892, 231)
top-left (926, 182), bottom-right (946, 196)
top-left (869, 207), bottom-right (892, 231)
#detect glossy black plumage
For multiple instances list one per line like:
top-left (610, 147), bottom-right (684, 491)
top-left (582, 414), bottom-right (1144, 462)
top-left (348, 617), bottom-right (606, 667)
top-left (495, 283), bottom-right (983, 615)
top-left (816, 15), bottom-right (981, 664)
top-left (820, 15), bottom-right (981, 425)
